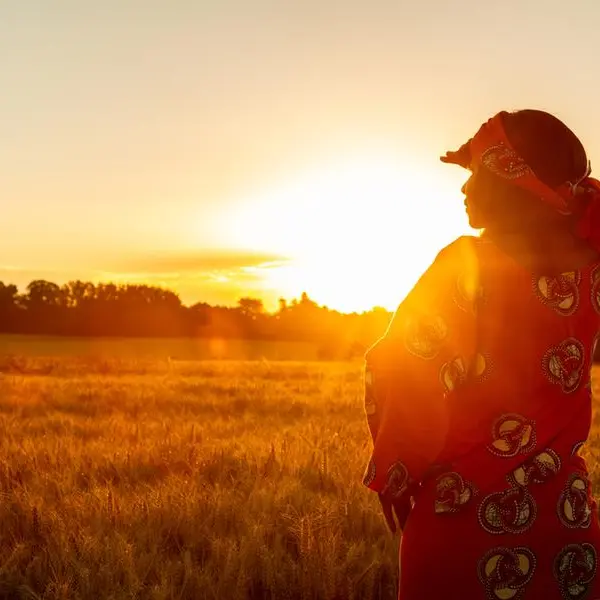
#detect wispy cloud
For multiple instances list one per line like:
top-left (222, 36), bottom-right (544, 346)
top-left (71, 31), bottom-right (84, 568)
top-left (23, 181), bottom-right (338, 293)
top-left (116, 250), bottom-right (291, 275)
top-left (93, 250), bottom-right (293, 307)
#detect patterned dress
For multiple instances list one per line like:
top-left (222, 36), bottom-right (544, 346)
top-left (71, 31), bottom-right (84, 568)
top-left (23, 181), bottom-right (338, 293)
top-left (363, 234), bottom-right (600, 599)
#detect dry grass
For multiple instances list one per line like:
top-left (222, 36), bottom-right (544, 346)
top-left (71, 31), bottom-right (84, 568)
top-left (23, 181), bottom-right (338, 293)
top-left (0, 335), bottom-right (320, 362)
top-left (0, 357), bottom-right (399, 600)
top-left (1, 356), bottom-right (598, 600)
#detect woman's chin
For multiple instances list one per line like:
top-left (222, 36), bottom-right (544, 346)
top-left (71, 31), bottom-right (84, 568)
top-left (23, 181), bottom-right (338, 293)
top-left (467, 214), bottom-right (485, 230)
top-left (465, 204), bottom-right (486, 229)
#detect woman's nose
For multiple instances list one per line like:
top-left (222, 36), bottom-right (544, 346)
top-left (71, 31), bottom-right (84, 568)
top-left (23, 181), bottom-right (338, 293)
top-left (461, 175), bottom-right (473, 195)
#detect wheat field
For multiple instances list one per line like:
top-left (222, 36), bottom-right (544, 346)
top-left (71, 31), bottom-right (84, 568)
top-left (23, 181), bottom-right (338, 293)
top-left (1, 355), bottom-right (599, 600)
top-left (0, 355), bottom-right (405, 600)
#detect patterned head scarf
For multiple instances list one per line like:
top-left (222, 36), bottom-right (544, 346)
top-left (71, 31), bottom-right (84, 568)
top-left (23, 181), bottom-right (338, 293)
top-left (441, 111), bottom-right (600, 251)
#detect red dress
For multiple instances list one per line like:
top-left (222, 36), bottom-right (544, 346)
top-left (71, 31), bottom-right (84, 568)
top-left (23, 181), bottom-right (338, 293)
top-left (363, 235), bottom-right (600, 599)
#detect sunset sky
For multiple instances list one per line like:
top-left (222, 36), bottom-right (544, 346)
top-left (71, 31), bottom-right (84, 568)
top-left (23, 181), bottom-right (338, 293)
top-left (3, 1), bottom-right (600, 312)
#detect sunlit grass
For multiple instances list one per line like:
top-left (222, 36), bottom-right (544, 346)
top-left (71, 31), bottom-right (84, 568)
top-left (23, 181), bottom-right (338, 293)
top-left (0, 358), bottom-right (399, 600)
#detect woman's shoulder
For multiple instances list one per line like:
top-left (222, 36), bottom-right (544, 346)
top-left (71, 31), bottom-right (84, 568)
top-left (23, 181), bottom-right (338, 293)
top-left (400, 236), bottom-right (484, 308)
top-left (436, 234), bottom-right (484, 255)
top-left (431, 235), bottom-right (485, 270)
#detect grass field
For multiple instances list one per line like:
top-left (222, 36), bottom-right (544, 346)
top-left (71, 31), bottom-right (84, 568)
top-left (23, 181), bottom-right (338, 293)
top-left (0, 335), bottom-right (320, 362)
top-left (0, 351), bottom-right (599, 600)
top-left (0, 355), bottom-right (401, 600)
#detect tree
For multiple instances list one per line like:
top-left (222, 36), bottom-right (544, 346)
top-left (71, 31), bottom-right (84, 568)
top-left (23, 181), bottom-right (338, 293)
top-left (0, 277), bottom-right (396, 355)
top-left (0, 282), bottom-right (18, 307)
top-left (0, 282), bottom-right (20, 332)
top-left (23, 280), bottom-right (66, 334)
top-left (237, 297), bottom-right (265, 320)
top-left (62, 281), bottom-right (96, 309)
top-left (26, 280), bottom-right (64, 307)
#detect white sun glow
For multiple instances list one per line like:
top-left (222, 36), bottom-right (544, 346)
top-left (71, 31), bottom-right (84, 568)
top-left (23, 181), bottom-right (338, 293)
top-left (220, 152), bottom-right (471, 312)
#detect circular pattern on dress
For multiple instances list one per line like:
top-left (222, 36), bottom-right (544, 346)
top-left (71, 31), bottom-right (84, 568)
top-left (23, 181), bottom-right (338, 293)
top-left (434, 471), bottom-right (474, 514)
top-left (439, 356), bottom-right (468, 394)
top-left (487, 414), bottom-right (536, 458)
top-left (534, 272), bottom-right (581, 316)
top-left (542, 338), bottom-right (585, 394)
top-left (554, 543), bottom-right (597, 599)
top-left (471, 352), bottom-right (490, 380)
top-left (478, 486), bottom-right (536, 535)
top-left (510, 449), bottom-right (561, 487)
top-left (403, 314), bottom-right (448, 360)
top-left (478, 546), bottom-right (536, 600)
top-left (381, 461), bottom-right (409, 499)
top-left (557, 473), bottom-right (592, 529)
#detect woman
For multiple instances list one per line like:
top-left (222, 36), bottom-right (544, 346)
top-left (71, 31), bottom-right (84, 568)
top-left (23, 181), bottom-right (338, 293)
top-left (363, 109), bottom-right (600, 599)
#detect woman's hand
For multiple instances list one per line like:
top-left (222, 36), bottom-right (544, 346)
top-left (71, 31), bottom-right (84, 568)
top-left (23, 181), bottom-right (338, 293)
top-left (378, 492), bottom-right (412, 534)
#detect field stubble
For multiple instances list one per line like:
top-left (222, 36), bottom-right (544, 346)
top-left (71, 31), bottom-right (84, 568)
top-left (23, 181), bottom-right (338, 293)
top-left (0, 356), bottom-right (403, 600)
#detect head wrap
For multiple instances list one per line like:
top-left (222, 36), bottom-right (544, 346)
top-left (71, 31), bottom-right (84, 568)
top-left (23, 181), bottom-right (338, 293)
top-left (441, 111), bottom-right (600, 250)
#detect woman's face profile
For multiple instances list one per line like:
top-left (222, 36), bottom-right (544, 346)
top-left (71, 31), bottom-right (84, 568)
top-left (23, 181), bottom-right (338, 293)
top-left (462, 166), bottom-right (490, 230)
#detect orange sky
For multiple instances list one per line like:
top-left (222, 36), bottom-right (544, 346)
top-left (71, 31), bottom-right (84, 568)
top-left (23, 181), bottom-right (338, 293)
top-left (3, 1), bottom-right (600, 312)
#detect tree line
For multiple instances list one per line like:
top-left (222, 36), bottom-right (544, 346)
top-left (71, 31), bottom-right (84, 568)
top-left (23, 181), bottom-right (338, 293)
top-left (0, 280), bottom-right (393, 358)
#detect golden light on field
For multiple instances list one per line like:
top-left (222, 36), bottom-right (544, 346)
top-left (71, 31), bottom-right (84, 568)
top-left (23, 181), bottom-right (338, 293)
top-left (219, 152), bottom-right (472, 312)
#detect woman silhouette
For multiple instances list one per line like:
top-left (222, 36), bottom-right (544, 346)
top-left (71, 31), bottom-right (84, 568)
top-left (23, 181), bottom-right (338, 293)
top-left (363, 109), bottom-right (600, 599)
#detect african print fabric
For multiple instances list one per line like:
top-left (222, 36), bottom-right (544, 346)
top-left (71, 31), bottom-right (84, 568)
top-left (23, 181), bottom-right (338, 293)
top-left (363, 236), bottom-right (600, 599)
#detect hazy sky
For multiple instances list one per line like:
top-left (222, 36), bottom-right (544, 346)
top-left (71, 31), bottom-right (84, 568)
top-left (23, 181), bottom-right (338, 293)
top-left (3, 1), bottom-right (600, 311)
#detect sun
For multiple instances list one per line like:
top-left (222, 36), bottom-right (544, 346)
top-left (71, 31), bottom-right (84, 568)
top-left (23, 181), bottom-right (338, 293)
top-left (220, 152), bottom-right (472, 313)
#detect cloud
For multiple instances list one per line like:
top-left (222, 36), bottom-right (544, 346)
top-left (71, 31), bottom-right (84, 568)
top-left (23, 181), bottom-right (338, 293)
top-left (90, 250), bottom-right (293, 308)
top-left (117, 249), bottom-right (291, 275)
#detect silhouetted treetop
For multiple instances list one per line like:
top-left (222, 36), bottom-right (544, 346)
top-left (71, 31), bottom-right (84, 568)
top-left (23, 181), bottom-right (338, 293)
top-left (0, 280), bottom-right (392, 357)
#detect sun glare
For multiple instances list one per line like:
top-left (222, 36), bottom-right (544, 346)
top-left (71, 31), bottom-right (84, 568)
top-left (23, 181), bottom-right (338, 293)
top-left (220, 153), bottom-right (471, 313)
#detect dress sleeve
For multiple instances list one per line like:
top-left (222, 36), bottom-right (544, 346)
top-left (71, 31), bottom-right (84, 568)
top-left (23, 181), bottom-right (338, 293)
top-left (362, 237), bottom-right (481, 498)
